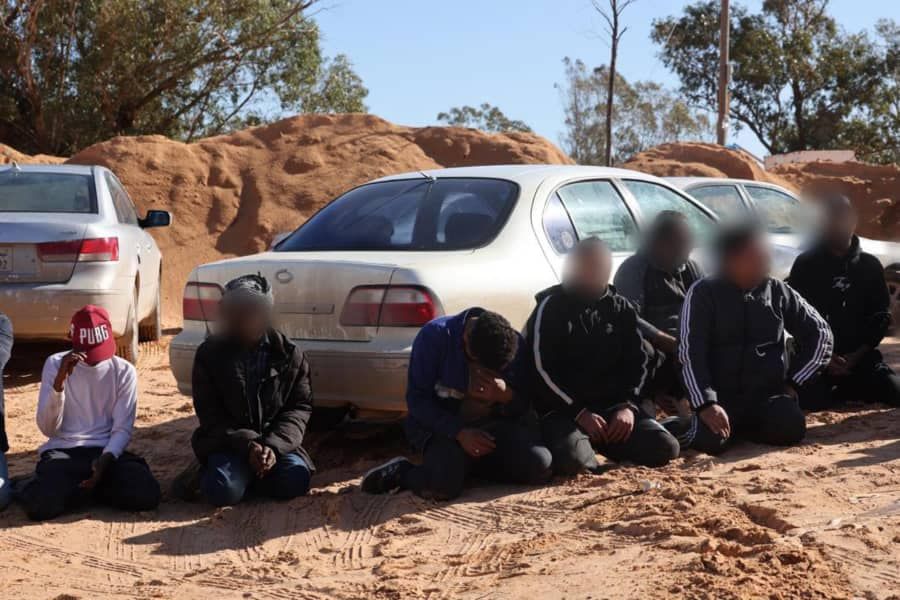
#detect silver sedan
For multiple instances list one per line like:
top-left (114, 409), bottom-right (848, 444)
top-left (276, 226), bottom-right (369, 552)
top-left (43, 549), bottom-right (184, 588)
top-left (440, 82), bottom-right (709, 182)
top-left (0, 163), bottom-right (170, 362)
top-left (170, 164), bottom-right (723, 417)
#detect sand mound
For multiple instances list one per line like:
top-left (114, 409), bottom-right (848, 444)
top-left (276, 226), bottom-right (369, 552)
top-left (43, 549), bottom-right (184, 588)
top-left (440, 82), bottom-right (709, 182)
top-left (0, 143), bottom-right (64, 165)
top-left (622, 142), bottom-right (790, 186)
top-left (57, 113), bottom-right (571, 326)
top-left (624, 143), bottom-right (899, 242)
top-left (770, 160), bottom-right (900, 242)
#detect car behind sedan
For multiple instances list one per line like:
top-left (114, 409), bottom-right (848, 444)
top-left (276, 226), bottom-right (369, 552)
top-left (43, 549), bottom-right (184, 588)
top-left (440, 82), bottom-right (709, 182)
top-left (0, 163), bottom-right (171, 362)
top-left (170, 165), bottom-right (724, 417)
top-left (668, 177), bottom-right (900, 327)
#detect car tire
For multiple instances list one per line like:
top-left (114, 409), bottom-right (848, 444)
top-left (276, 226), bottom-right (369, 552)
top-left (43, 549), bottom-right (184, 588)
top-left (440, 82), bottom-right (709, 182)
top-left (139, 280), bottom-right (162, 342)
top-left (117, 291), bottom-right (139, 364)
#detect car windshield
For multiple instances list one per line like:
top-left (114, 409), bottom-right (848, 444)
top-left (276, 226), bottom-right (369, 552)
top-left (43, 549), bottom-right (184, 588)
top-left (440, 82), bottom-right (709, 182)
top-left (0, 171), bottom-right (97, 213)
top-left (276, 178), bottom-right (519, 251)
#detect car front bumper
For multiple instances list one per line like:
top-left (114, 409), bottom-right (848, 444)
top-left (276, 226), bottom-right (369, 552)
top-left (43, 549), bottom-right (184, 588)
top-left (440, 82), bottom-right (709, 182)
top-left (170, 327), bottom-right (412, 415)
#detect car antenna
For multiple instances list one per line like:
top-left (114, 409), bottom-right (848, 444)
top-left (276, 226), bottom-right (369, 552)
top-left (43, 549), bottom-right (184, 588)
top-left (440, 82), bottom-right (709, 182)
top-left (418, 171), bottom-right (436, 182)
top-left (10, 161), bottom-right (21, 173)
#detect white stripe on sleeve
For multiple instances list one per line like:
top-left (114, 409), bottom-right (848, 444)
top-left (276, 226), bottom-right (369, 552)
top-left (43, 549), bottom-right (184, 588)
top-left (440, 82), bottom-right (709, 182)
top-left (533, 296), bottom-right (577, 406)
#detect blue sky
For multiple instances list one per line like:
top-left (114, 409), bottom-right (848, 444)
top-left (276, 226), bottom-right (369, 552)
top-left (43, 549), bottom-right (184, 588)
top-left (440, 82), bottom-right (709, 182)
top-left (314, 0), bottom-right (897, 159)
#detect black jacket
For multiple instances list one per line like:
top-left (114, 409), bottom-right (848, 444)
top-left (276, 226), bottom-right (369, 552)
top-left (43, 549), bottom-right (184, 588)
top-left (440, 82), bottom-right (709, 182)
top-left (679, 277), bottom-right (833, 409)
top-left (614, 251), bottom-right (705, 339)
top-left (788, 236), bottom-right (891, 355)
top-left (191, 329), bottom-right (314, 469)
top-left (525, 285), bottom-right (651, 419)
top-left (0, 313), bottom-right (11, 453)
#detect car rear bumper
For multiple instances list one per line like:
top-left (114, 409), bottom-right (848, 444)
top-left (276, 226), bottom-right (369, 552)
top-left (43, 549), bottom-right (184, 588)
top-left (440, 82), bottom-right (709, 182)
top-left (170, 328), bottom-right (412, 414)
top-left (0, 285), bottom-right (131, 340)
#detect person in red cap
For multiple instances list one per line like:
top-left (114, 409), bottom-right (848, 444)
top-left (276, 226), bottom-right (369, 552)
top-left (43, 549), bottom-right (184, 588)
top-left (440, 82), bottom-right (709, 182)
top-left (18, 305), bottom-right (161, 521)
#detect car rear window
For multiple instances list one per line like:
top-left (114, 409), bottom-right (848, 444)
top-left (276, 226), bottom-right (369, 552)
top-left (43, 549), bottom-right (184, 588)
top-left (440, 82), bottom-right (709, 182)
top-left (276, 178), bottom-right (519, 251)
top-left (0, 171), bottom-right (97, 213)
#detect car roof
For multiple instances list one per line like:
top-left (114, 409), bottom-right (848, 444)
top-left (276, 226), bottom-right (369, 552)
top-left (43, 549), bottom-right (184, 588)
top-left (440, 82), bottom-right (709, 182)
top-left (665, 176), bottom-right (788, 190)
top-left (0, 163), bottom-right (97, 176)
top-left (371, 164), bottom-right (672, 187)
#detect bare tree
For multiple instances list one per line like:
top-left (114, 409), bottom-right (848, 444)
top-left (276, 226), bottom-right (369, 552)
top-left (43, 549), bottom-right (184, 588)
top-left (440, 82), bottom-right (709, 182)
top-left (591, 0), bottom-right (637, 166)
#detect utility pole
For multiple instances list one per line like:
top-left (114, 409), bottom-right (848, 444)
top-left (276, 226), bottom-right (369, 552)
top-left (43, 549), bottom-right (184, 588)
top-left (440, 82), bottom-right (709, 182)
top-left (716, 0), bottom-right (730, 145)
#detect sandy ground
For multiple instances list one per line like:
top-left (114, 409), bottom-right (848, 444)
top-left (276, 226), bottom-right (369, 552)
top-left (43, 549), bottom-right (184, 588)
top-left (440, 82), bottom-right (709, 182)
top-left (1, 337), bottom-right (899, 600)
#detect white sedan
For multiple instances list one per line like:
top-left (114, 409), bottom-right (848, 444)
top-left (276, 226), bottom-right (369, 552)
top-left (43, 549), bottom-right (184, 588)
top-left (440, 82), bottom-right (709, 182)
top-left (0, 163), bottom-right (171, 362)
top-left (170, 165), bottom-right (727, 417)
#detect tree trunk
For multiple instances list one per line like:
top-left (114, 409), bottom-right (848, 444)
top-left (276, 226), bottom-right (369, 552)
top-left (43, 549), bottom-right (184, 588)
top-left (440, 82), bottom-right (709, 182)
top-left (604, 9), bottom-right (618, 167)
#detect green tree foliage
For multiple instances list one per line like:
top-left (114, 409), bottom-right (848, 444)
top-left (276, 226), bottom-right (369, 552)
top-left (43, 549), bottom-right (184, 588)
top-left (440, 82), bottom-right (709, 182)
top-left (837, 20), bottom-right (900, 163)
top-left (652, 0), bottom-right (890, 159)
top-left (557, 57), bottom-right (714, 165)
top-left (0, 0), bottom-right (368, 155)
top-left (436, 103), bottom-right (532, 133)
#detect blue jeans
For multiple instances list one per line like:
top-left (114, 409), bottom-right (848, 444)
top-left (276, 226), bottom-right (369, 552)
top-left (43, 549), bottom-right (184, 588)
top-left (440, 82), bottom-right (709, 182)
top-left (0, 452), bottom-right (11, 511)
top-left (200, 450), bottom-right (311, 507)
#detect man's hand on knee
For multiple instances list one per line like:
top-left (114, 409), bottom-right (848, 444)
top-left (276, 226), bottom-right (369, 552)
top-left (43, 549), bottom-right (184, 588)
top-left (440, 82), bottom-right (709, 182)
top-left (456, 429), bottom-right (496, 458)
top-left (698, 404), bottom-right (731, 439)
top-left (79, 452), bottom-right (115, 490)
top-left (248, 442), bottom-right (276, 477)
top-left (605, 408), bottom-right (635, 444)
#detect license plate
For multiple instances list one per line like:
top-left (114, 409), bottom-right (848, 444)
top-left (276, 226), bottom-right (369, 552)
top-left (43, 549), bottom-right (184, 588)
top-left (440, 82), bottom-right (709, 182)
top-left (0, 248), bottom-right (10, 272)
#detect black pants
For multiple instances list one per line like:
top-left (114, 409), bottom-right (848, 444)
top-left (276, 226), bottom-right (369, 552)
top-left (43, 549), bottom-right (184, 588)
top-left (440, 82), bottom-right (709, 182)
top-left (19, 447), bottom-right (161, 521)
top-left (647, 351), bottom-right (682, 398)
top-left (401, 420), bottom-right (552, 501)
top-left (799, 350), bottom-right (900, 411)
top-left (541, 409), bottom-right (680, 475)
top-left (662, 393), bottom-right (806, 456)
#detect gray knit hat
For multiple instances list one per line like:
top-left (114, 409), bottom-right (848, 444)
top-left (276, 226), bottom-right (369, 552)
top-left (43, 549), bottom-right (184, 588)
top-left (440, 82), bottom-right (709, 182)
top-left (220, 274), bottom-right (274, 309)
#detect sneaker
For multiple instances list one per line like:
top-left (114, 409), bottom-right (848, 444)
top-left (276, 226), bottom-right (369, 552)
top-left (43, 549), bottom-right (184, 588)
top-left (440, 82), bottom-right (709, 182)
top-left (171, 460), bottom-right (203, 502)
top-left (360, 457), bottom-right (413, 494)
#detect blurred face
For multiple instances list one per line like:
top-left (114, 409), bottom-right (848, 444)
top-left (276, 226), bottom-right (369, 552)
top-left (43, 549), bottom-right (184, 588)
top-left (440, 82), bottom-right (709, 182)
top-left (823, 203), bottom-right (857, 247)
top-left (654, 220), bottom-right (694, 271)
top-left (564, 244), bottom-right (612, 298)
top-left (220, 302), bottom-right (270, 345)
top-left (723, 235), bottom-right (772, 290)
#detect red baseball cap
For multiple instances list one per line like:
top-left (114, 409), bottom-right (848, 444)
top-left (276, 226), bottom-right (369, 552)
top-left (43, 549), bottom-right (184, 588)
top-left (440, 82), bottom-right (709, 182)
top-left (70, 305), bottom-right (116, 363)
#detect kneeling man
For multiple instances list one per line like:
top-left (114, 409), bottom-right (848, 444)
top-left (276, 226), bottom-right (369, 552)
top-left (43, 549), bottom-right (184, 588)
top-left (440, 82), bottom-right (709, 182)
top-left (789, 194), bottom-right (900, 409)
top-left (664, 224), bottom-right (833, 454)
top-left (362, 309), bottom-right (552, 500)
top-left (20, 306), bottom-right (161, 521)
top-left (190, 275), bottom-right (314, 506)
top-left (528, 238), bottom-right (680, 475)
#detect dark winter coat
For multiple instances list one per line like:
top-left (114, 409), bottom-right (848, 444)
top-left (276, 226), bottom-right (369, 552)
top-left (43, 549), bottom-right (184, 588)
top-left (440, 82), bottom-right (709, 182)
top-left (191, 329), bottom-right (314, 469)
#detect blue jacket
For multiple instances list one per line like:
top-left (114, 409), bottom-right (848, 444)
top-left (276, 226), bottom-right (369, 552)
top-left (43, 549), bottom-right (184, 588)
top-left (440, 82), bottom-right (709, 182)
top-left (404, 308), bottom-right (529, 449)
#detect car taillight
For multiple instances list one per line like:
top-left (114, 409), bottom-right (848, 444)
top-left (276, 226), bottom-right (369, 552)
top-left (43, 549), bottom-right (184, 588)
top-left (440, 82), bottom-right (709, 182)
top-left (78, 237), bottom-right (119, 262)
top-left (183, 282), bottom-right (223, 322)
top-left (38, 237), bottom-right (119, 262)
top-left (340, 285), bottom-right (440, 327)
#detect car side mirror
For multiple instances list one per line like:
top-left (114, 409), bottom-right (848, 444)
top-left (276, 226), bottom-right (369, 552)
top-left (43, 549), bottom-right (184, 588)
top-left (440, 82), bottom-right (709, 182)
top-left (140, 210), bottom-right (171, 229)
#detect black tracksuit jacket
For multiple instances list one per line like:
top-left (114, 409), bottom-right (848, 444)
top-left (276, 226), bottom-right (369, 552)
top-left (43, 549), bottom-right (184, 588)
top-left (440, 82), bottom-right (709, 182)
top-left (524, 285), bottom-right (651, 419)
top-left (788, 236), bottom-right (891, 356)
top-left (679, 276), bottom-right (833, 410)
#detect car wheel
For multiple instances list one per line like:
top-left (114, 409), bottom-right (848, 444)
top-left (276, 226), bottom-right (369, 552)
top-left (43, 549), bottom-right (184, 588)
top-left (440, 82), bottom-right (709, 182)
top-left (888, 271), bottom-right (900, 333)
top-left (117, 291), bottom-right (139, 364)
top-left (139, 280), bottom-right (162, 342)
